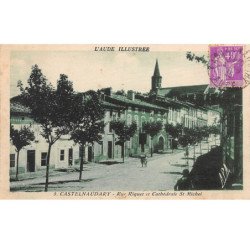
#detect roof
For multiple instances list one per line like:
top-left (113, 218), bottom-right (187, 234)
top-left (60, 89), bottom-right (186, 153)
top-left (136, 91), bottom-right (209, 111)
top-left (10, 102), bottom-right (31, 115)
top-left (105, 94), bottom-right (167, 112)
top-left (157, 84), bottom-right (209, 97)
top-left (156, 95), bottom-right (208, 111)
top-left (101, 100), bottom-right (125, 110)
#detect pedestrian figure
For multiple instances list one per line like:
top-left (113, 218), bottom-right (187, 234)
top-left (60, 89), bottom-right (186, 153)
top-left (184, 147), bottom-right (189, 158)
top-left (140, 154), bottom-right (148, 167)
top-left (174, 169), bottom-right (192, 191)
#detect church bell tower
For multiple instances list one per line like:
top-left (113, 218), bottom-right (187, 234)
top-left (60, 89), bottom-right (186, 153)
top-left (151, 59), bottom-right (162, 91)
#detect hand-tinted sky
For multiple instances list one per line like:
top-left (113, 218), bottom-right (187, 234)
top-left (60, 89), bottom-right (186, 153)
top-left (10, 50), bottom-right (209, 97)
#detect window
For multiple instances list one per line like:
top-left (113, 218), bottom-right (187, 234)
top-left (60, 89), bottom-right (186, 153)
top-left (10, 154), bottom-right (15, 168)
top-left (141, 116), bottom-right (146, 128)
top-left (41, 152), bottom-right (47, 166)
top-left (174, 111), bottom-right (177, 122)
top-left (60, 149), bottom-right (65, 161)
top-left (102, 123), bottom-right (105, 133)
top-left (134, 115), bottom-right (139, 125)
top-left (109, 122), bottom-right (112, 133)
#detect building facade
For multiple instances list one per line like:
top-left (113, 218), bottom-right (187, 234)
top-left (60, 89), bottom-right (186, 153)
top-left (10, 102), bottom-right (78, 174)
top-left (10, 60), bottom-right (215, 173)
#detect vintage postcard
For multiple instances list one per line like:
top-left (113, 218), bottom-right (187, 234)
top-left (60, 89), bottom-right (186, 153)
top-left (0, 44), bottom-right (250, 199)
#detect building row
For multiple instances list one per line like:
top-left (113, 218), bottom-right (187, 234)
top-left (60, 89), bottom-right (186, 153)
top-left (10, 60), bottom-right (220, 174)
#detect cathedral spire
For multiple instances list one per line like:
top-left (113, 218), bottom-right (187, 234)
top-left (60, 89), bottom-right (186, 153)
top-left (153, 59), bottom-right (161, 77)
top-left (151, 59), bottom-right (162, 91)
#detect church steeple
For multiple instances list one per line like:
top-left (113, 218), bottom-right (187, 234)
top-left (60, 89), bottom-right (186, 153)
top-left (151, 59), bottom-right (162, 91)
top-left (153, 59), bottom-right (161, 76)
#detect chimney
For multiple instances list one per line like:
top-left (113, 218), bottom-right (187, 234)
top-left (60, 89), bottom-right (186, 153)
top-left (127, 90), bottom-right (135, 101)
top-left (100, 92), bottom-right (105, 101)
top-left (100, 87), bottom-right (112, 96)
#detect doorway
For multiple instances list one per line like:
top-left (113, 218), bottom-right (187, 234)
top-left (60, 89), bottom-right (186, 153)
top-left (139, 133), bottom-right (147, 153)
top-left (68, 148), bottom-right (73, 166)
top-left (158, 137), bottom-right (164, 151)
top-left (27, 150), bottom-right (35, 172)
top-left (88, 146), bottom-right (92, 162)
top-left (108, 141), bottom-right (112, 159)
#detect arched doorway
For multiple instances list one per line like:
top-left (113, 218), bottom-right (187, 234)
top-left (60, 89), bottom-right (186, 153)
top-left (158, 136), bottom-right (164, 151)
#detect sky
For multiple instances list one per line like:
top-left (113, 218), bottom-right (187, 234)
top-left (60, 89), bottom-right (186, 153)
top-left (10, 50), bottom-right (209, 97)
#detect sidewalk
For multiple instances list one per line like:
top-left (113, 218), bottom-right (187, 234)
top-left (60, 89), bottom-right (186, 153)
top-left (10, 149), bottom-right (187, 192)
top-left (10, 148), bottom-right (185, 181)
top-left (10, 142), bottom-right (220, 192)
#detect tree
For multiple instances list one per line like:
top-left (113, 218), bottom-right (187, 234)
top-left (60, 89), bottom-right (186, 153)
top-left (178, 128), bottom-right (193, 165)
top-left (70, 90), bottom-right (105, 180)
top-left (200, 126), bottom-right (210, 139)
top-left (208, 125), bottom-right (220, 145)
top-left (187, 128), bottom-right (199, 160)
top-left (183, 127), bottom-right (207, 160)
top-left (165, 123), bottom-right (183, 152)
top-left (110, 120), bottom-right (137, 162)
top-left (143, 121), bottom-right (163, 157)
top-left (10, 125), bottom-right (35, 180)
top-left (178, 127), bottom-right (196, 161)
top-left (186, 52), bottom-right (209, 70)
top-left (18, 65), bottom-right (75, 191)
top-left (199, 126), bottom-right (209, 152)
top-left (193, 127), bottom-right (203, 155)
top-left (115, 89), bottom-right (126, 96)
top-left (179, 126), bottom-right (216, 162)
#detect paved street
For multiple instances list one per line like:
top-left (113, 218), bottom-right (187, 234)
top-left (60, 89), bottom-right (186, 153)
top-left (10, 142), bottom-right (215, 192)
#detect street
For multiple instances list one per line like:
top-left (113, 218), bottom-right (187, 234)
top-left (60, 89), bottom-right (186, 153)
top-left (10, 142), bottom-right (215, 192)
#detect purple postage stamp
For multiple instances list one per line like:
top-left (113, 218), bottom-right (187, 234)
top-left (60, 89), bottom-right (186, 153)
top-left (209, 45), bottom-right (243, 88)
